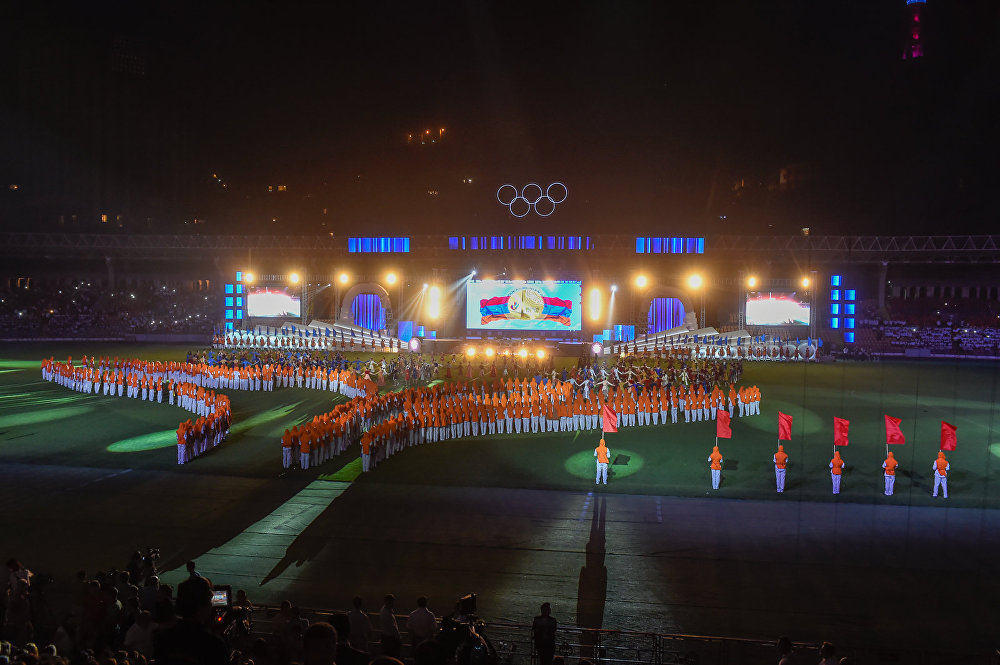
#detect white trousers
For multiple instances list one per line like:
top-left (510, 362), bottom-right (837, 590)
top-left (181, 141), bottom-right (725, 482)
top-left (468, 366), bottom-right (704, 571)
top-left (884, 474), bottom-right (895, 495)
top-left (831, 473), bottom-right (841, 494)
top-left (596, 462), bottom-right (608, 484)
top-left (775, 467), bottom-right (785, 492)
top-left (711, 469), bottom-right (721, 489)
top-left (933, 474), bottom-right (948, 497)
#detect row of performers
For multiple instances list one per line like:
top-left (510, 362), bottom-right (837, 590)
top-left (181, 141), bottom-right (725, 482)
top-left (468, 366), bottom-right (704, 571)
top-left (41, 360), bottom-right (231, 465)
top-left (215, 333), bottom-right (400, 352)
top-left (281, 380), bottom-right (763, 472)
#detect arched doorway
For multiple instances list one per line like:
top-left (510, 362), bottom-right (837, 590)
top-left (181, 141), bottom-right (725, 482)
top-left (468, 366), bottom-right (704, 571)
top-left (338, 282), bottom-right (393, 331)
top-left (639, 288), bottom-right (698, 332)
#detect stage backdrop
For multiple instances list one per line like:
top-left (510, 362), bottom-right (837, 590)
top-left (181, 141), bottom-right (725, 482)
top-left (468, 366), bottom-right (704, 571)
top-left (746, 291), bottom-right (810, 326)
top-left (247, 286), bottom-right (301, 318)
top-left (466, 280), bottom-right (582, 331)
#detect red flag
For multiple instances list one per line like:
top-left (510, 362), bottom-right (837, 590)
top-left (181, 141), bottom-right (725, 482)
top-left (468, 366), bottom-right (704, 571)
top-left (940, 421), bottom-right (957, 451)
top-left (602, 404), bottom-right (618, 433)
top-left (778, 412), bottom-right (793, 441)
top-left (885, 415), bottom-right (905, 445)
top-left (716, 410), bottom-right (732, 438)
top-left (834, 417), bottom-right (850, 446)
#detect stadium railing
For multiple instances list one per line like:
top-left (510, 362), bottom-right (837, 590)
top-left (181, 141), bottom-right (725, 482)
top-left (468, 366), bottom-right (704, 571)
top-left (247, 605), bottom-right (993, 665)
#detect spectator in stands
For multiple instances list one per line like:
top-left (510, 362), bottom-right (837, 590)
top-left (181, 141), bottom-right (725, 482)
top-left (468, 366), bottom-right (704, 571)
top-left (818, 642), bottom-right (837, 665)
top-left (329, 613), bottom-right (368, 665)
top-left (406, 596), bottom-right (438, 647)
top-left (346, 596), bottom-right (372, 652)
top-left (301, 622), bottom-right (337, 665)
top-left (413, 639), bottom-right (447, 665)
top-left (379, 595), bottom-right (402, 658)
top-left (531, 603), bottom-right (557, 665)
top-left (152, 577), bottom-right (228, 665)
top-left (776, 636), bottom-right (793, 665)
top-left (123, 611), bottom-right (153, 658)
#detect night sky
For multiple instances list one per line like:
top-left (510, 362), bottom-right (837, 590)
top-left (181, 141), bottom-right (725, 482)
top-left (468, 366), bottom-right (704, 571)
top-left (1, 1), bottom-right (998, 235)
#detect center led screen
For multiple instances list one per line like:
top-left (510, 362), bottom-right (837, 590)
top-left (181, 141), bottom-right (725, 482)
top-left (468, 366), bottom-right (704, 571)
top-left (466, 280), bottom-right (582, 331)
top-left (247, 286), bottom-right (301, 318)
top-left (745, 291), bottom-right (810, 326)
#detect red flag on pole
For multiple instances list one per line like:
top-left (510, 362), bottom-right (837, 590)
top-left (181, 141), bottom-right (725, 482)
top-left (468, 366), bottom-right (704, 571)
top-left (885, 415), bottom-right (905, 444)
top-left (602, 404), bottom-right (618, 433)
top-left (940, 421), bottom-right (957, 451)
top-left (778, 412), bottom-right (793, 441)
top-left (834, 417), bottom-right (850, 446)
top-left (716, 410), bottom-right (732, 438)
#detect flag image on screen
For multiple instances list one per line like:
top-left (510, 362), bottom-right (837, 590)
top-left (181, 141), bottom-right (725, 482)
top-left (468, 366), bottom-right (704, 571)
top-left (467, 280), bottom-right (582, 331)
top-left (745, 291), bottom-right (810, 326)
top-left (247, 287), bottom-right (302, 317)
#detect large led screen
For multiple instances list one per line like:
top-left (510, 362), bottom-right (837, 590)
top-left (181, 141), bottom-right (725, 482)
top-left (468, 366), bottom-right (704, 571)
top-left (466, 280), bottom-right (582, 331)
top-left (746, 291), bottom-right (810, 326)
top-left (247, 286), bottom-right (301, 318)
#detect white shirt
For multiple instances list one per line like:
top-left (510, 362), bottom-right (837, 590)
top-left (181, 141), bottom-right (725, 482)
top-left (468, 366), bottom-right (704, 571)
top-left (406, 607), bottom-right (438, 641)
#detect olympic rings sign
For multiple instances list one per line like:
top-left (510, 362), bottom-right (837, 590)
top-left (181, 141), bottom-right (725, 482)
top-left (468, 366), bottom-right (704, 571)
top-left (497, 182), bottom-right (568, 218)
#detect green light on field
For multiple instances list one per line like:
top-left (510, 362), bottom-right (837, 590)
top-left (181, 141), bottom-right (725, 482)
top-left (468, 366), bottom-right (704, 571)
top-left (230, 402), bottom-right (303, 435)
top-left (989, 444), bottom-right (1000, 460)
top-left (0, 405), bottom-right (93, 428)
top-left (564, 448), bottom-right (645, 480)
top-left (106, 402), bottom-right (303, 453)
top-left (318, 457), bottom-right (362, 482)
top-left (108, 430), bottom-right (177, 453)
top-left (0, 360), bottom-right (43, 370)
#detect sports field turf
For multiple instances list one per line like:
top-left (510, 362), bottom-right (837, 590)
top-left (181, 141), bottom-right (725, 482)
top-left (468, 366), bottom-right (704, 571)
top-left (2, 343), bottom-right (999, 656)
top-left (3, 344), bottom-right (998, 508)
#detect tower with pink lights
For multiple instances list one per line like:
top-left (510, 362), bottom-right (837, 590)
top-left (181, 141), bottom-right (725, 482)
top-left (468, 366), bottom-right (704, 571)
top-left (902, 0), bottom-right (926, 60)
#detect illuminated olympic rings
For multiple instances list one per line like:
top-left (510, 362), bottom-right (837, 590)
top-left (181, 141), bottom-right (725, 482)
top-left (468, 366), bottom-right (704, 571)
top-left (497, 182), bottom-right (568, 218)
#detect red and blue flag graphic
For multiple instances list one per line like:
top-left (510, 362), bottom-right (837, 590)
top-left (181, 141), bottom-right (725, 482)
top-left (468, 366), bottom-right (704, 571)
top-left (480, 295), bottom-right (573, 326)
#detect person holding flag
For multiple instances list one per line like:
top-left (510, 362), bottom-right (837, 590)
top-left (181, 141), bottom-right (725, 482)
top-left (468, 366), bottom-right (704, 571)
top-left (710, 409), bottom-right (731, 490)
top-left (882, 452), bottom-right (899, 495)
top-left (829, 451), bottom-right (846, 494)
top-left (594, 438), bottom-right (611, 485)
top-left (775, 412), bottom-right (792, 493)
top-left (932, 420), bottom-right (958, 496)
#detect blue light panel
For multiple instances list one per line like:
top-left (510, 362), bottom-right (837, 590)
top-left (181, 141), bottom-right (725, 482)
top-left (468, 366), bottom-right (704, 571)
top-left (236, 271), bottom-right (243, 282)
top-left (831, 275), bottom-right (842, 287)
top-left (845, 304), bottom-right (855, 315)
top-left (844, 332), bottom-right (855, 343)
top-left (635, 237), bottom-right (705, 254)
top-left (845, 318), bottom-right (855, 329)
top-left (225, 310), bottom-right (233, 320)
top-left (236, 284), bottom-right (243, 294)
top-left (225, 297), bottom-right (233, 307)
top-left (417, 325), bottom-right (425, 337)
top-left (830, 304), bottom-right (839, 315)
top-left (225, 284), bottom-right (234, 295)
top-left (225, 321), bottom-right (234, 330)
top-left (236, 310), bottom-right (244, 320)
top-left (831, 289), bottom-right (840, 301)
top-left (348, 237), bottom-right (410, 253)
top-left (830, 318), bottom-right (840, 329)
top-left (845, 289), bottom-right (856, 301)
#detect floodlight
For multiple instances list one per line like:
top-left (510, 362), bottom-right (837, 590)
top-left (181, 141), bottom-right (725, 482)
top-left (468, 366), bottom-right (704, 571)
top-left (289, 272), bottom-right (301, 284)
top-left (635, 275), bottom-right (648, 288)
top-left (687, 274), bottom-right (703, 289)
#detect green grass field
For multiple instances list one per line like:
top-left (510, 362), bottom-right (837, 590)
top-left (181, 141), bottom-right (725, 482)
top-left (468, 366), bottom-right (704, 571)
top-left (3, 343), bottom-right (999, 508)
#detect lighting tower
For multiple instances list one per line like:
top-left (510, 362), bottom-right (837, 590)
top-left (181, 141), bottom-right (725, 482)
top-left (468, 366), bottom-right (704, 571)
top-left (902, 0), bottom-right (926, 60)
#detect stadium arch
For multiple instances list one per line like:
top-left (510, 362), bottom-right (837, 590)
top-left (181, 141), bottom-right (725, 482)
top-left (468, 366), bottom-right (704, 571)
top-left (639, 288), bottom-right (698, 331)
top-left (338, 282), bottom-right (393, 330)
